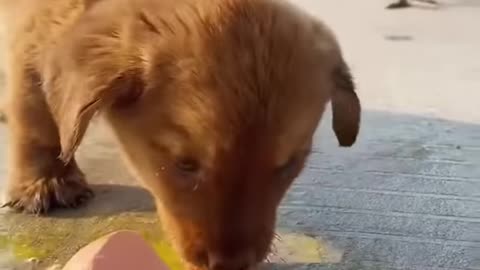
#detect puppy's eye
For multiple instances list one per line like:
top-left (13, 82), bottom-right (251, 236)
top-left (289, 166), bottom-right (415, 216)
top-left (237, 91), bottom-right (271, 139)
top-left (176, 158), bottom-right (200, 174)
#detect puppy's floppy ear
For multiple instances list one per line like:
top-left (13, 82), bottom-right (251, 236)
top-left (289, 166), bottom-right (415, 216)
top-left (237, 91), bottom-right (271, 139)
top-left (331, 61), bottom-right (361, 147)
top-left (42, 17), bottom-right (144, 164)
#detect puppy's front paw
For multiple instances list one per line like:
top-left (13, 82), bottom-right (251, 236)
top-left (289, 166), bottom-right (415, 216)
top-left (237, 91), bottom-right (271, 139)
top-left (3, 170), bottom-right (93, 214)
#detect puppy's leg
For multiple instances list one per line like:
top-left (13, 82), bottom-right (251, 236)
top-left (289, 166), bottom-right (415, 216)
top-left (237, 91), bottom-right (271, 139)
top-left (3, 64), bottom-right (93, 214)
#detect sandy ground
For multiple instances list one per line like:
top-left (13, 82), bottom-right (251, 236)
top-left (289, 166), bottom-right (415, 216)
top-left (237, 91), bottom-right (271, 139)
top-left (0, 0), bottom-right (479, 269)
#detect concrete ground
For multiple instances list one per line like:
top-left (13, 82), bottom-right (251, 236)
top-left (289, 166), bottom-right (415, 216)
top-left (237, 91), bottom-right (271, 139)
top-left (0, 0), bottom-right (479, 269)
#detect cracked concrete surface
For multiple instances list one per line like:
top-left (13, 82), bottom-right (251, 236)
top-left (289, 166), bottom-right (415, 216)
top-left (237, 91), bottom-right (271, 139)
top-left (0, 0), bottom-right (479, 269)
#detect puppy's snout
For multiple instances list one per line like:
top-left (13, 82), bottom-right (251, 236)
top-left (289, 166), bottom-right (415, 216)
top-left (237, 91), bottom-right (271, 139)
top-left (208, 249), bottom-right (255, 270)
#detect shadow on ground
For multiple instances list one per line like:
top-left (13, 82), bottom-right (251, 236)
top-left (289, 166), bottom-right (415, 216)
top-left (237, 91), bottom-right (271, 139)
top-left (49, 184), bottom-right (155, 218)
top-left (0, 109), bottom-right (479, 270)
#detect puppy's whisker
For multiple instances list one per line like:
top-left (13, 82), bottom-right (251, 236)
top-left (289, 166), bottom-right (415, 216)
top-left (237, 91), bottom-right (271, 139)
top-left (192, 180), bottom-right (199, 191)
top-left (274, 232), bottom-right (282, 242)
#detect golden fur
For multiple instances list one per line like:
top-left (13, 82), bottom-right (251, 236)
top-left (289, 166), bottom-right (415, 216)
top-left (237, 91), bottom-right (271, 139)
top-left (1, 0), bottom-right (361, 269)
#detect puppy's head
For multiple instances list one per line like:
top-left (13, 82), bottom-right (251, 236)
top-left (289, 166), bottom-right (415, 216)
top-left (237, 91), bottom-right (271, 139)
top-left (43, 0), bottom-right (360, 269)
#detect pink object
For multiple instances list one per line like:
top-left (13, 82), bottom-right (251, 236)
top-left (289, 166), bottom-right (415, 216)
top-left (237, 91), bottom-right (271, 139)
top-left (62, 230), bottom-right (170, 270)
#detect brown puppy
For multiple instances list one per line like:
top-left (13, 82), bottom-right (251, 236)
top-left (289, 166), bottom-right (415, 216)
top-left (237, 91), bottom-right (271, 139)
top-left (2, 0), bottom-right (361, 269)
